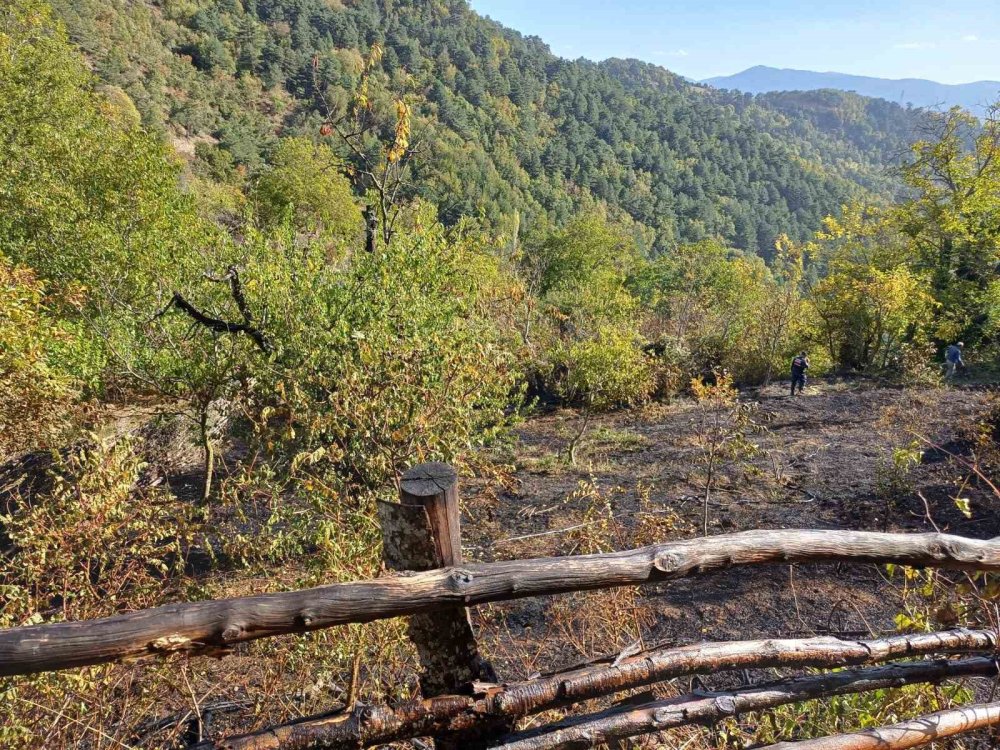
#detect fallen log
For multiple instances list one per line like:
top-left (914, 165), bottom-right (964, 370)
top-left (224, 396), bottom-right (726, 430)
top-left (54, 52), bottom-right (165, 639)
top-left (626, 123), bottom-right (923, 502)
top-left (490, 657), bottom-right (1000, 750)
top-left (5, 529), bottom-right (1000, 676)
top-left (210, 630), bottom-right (998, 750)
top-left (759, 701), bottom-right (1000, 749)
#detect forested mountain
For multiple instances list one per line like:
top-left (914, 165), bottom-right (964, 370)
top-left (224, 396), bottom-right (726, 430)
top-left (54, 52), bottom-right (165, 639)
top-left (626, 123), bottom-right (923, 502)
top-left (47, 0), bottom-right (925, 255)
top-left (705, 65), bottom-right (1000, 113)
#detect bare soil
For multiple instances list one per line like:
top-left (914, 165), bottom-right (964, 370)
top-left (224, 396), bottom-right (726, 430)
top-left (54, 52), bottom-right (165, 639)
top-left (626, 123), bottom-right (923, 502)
top-left (462, 380), bottom-right (1000, 689)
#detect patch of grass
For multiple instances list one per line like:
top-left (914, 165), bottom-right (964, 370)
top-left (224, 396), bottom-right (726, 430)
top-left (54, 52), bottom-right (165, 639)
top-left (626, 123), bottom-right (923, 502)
top-left (519, 451), bottom-right (566, 475)
top-left (725, 681), bottom-right (975, 747)
top-left (589, 426), bottom-right (651, 453)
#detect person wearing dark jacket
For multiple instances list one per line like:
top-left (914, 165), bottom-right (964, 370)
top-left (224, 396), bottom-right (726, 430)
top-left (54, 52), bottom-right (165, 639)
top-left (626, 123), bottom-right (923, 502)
top-left (790, 351), bottom-right (809, 396)
top-left (944, 342), bottom-right (965, 379)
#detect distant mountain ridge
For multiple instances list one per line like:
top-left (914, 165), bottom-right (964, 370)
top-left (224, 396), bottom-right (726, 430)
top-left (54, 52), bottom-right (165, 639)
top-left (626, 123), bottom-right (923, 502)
top-left (704, 66), bottom-right (1000, 112)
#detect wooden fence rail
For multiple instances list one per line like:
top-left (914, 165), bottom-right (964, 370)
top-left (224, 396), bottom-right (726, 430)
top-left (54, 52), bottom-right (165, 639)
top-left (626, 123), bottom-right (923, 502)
top-left (759, 702), bottom-right (1000, 750)
top-left (5, 462), bottom-right (1000, 750)
top-left (490, 657), bottom-right (1000, 750)
top-left (208, 630), bottom-right (999, 750)
top-left (5, 527), bottom-right (1000, 676)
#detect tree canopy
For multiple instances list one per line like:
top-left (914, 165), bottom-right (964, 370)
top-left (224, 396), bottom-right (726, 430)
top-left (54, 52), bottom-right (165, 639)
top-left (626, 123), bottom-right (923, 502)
top-left (45, 0), bottom-right (926, 255)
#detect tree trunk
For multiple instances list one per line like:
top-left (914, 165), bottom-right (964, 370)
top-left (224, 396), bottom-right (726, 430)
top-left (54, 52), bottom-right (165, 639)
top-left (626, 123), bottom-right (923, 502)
top-left (199, 408), bottom-right (214, 504)
top-left (703, 451), bottom-right (715, 536)
top-left (567, 409), bottom-right (591, 466)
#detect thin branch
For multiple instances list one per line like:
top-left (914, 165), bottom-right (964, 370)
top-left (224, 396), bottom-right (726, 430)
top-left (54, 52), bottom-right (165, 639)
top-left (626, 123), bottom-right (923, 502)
top-left (162, 292), bottom-right (272, 355)
top-left (204, 266), bottom-right (259, 326)
top-left (911, 431), bottom-right (1000, 499)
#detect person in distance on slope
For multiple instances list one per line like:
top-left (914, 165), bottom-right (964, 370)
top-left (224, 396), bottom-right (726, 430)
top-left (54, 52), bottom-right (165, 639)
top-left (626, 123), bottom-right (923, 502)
top-left (790, 351), bottom-right (809, 396)
top-left (944, 341), bottom-right (965, 380)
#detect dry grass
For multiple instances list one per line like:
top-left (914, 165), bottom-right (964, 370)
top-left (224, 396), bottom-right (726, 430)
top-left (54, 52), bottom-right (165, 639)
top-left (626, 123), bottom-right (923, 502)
top-left (6, 380), bottom-right (1000, 748)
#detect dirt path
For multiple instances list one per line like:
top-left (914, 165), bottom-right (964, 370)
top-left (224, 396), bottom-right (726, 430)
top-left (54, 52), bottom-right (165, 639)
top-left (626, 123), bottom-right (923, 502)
top-left (464, 381), bottom-right (997, 682)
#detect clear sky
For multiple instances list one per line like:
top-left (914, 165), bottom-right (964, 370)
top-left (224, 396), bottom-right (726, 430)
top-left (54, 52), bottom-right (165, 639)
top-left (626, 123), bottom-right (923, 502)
top-left (468, 0), bottom-right (1000, 84)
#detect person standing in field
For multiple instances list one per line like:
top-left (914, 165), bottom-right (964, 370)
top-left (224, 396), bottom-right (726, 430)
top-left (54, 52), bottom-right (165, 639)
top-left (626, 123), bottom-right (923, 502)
top-left (944, 342), bottom-right (965, 379)
top-left (790, 351), bottom-right (809, 396)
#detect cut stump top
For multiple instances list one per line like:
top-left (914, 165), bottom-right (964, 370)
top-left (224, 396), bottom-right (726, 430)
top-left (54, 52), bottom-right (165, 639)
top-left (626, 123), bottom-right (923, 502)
top-left (401, 462), bottom-right (458, 498)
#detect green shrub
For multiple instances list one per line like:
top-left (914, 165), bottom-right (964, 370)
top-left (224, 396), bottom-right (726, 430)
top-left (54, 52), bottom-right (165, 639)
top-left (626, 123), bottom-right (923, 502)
top-left (252, 137), bottom-right (362, 253)
top-left (0, 256), bottom-right (81, 457)
top-left (0, 437), bottom-right (194, 748)
top-left (559, 327), bottom-right (653, 410)
top-left (230, 203), bottom-right (519, 498)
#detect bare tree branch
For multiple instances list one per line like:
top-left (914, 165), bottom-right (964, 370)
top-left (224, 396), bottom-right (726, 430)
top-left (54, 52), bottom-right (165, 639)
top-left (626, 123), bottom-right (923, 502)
top-left (163, 292), bottom-right (271, 355)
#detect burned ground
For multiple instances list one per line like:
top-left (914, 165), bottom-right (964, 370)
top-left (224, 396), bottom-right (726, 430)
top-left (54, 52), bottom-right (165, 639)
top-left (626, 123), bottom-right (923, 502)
top-left (5, 380), bottom-right (997, 748)
top-left (463, 381), bottom-right (999, 694)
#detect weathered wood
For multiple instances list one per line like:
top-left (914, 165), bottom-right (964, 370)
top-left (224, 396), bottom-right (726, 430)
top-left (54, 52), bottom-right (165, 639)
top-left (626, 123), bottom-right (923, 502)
top-left (490, 657), bottom-right (1000, 750)
top-left (209, 629), bottom-right (998, 750)
top-left (378, 498), bottom-right (486, 698)
top-left (400, 463), bottom-right (463, 568)
top-left (6, 529), bottom-right (1000, 676)
top-left (760, 701), bottom-right (1000, 750)
top-left (379, 463), bottom-right (494, 699)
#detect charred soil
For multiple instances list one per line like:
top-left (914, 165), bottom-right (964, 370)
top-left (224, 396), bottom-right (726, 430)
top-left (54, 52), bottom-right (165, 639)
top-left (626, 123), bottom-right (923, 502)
top-left (463, 381), bottom-right (1000, 688)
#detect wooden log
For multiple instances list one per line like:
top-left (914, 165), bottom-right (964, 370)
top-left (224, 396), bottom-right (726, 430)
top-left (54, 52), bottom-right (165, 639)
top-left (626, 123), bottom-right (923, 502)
top-left (489, 657), bottom-right (1000, 750)
top-left (5, 529), bottom-right (1000, 676)
top-left (758, 701), bottom-right (1000, 750)
top-left (210, 630), bottom-right (998, 750)
top-left (379, 463), bottom-right (494, 697)
top-left (399, 463), bottom-right (463, 568)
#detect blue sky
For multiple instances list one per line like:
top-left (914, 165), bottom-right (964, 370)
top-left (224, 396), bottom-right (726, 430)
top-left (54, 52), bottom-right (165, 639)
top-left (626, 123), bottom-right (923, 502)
top-left (468, 0), bottom-right (1000, 84)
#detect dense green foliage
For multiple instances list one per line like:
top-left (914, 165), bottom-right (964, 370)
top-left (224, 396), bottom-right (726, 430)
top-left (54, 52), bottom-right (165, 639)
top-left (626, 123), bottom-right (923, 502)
top-left (0, 259), bottom-right (81, 455)
top-left (250, 136), bottom-right (362, 249)
top-left (46, 0), bottom-right (925, 254)
top-left (0, 4), bottom-right (515, 743)
top-left (0, 0), bottom-right (210, 307)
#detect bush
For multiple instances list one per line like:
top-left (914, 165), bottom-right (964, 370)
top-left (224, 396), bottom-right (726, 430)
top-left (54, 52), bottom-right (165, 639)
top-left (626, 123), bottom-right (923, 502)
top-left (559, 327), bottom-right (653, 410)
top-left (0, 436), bottom-right (194, 748)
top-left (231, 203), bottom-right (519, 498)
top-left (252, 137), bottom-right (362, 253)
top-left (805, 208), bottom-right (937, 372)
top-left (629, 238), bottom-right (806, 387)
top-left (0, 256), bottom-right (82, 457)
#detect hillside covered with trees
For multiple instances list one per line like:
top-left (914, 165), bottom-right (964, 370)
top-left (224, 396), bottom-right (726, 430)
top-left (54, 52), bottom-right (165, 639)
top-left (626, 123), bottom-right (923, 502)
top-left (48, 0), bottom-right (925, 255)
